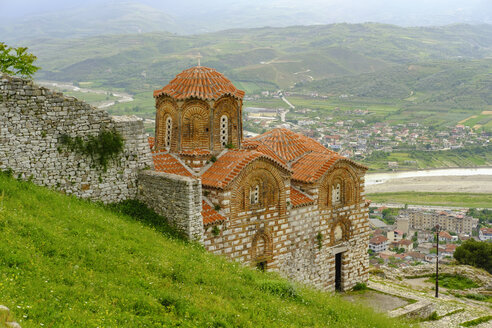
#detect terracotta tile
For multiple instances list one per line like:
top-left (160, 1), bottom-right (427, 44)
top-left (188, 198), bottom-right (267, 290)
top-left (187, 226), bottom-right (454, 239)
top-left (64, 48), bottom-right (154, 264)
top-left (202, 201), bottom-right (226, 226)
top-left (154, 66), bottom-right (245, 100)
top-left (290, 187), bottom-right (314, 207)
top-left (201, 149), bottom-right (290, 189)
top-left (152, 153), bottom-right (193, 177)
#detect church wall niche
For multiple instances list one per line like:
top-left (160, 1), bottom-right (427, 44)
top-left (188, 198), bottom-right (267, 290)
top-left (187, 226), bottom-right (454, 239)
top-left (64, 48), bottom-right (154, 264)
top-left (155, 97), bottom-right (179, 152)
top-left (318, 163), bottom-right (360, 210)
top-left (213, 96), bottom-right (239, 150)
top-left (181, 100), bottom-right (210, 150)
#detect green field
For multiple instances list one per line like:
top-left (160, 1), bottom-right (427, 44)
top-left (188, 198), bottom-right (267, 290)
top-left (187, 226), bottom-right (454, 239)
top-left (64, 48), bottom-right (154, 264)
top-left (107, 91), bottom-right (155, 119)
top-left (362, 146), bottom-right (492, 171)
top-left (24, 23), bottom-right (492, 134)
top-left (0, 174), bottom-right (411, 328)
top-left (63, 90), bottom-right (117, 104)
top-left (367, 192), bottom-right (492, 208)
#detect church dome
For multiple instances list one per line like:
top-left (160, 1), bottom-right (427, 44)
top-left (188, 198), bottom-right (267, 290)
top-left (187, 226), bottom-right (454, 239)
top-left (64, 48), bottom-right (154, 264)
top-left (153, 66), bottom-right (245, 101)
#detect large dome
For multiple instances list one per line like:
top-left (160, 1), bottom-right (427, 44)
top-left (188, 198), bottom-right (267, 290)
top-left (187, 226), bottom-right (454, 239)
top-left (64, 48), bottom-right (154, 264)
top-left (153, 66), bottom-right (245, 101)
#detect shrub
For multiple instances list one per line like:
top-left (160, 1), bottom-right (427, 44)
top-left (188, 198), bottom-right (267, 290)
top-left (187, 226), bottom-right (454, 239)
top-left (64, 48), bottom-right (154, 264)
top-left (426, 273), bottom-right (479, 290)
top-left (352, 282), bottom-right (368, 291)
top-left (454, 239), bottom-right (492, 273)
top-left (460, 315), bottom-right (492, 327)
top-left (59, 129), bottom-right (124, 171)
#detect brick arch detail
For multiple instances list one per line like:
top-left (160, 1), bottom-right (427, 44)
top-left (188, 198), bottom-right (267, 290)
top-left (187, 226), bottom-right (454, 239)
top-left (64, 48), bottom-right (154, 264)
top-left (329, 216), bottom-right (352, 246)
top-left (229, 158), bottom-right (288, 217)
top-left (213, 96), bottom-right (239, 150)
top-left (156, 98), bottom-right (179, 151)
top-left (181, 100), bottom-right (210, 150)
top-left (251, 228), bottom-right (273, 263)
top-left (318, 162), bottom-right (360, 209)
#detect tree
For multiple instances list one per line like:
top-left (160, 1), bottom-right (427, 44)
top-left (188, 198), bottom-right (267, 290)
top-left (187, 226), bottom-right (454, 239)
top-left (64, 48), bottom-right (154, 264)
top-left (0, 42), bottom-right (40, 78)
top-left (454, 240), bottom-right (492, 274)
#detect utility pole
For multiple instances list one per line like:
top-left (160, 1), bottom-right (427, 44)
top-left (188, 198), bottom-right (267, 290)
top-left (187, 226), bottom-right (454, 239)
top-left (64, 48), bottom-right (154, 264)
top-left (435, 224), bottom-right (439, 298)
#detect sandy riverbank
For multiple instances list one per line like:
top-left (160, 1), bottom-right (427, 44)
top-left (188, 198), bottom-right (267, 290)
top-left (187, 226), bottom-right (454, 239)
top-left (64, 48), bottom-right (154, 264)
top-left (366, 175), bottom-right (492, 194)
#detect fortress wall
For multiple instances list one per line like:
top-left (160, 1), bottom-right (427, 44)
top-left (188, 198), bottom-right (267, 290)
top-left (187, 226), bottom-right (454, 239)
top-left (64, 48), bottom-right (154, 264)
top-left (0, 74), bottom-right (152, 203)
top-left (137, 171), bottom-right (203, 241)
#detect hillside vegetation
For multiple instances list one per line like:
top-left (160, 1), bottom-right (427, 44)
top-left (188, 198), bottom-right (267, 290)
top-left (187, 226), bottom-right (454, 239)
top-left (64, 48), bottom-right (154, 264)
top-left (28, 23), bottom-right (492, 94)
top-left (25, 23), bottom-right (492, 134)
top-left (0, 174), bottom-right (410, 328)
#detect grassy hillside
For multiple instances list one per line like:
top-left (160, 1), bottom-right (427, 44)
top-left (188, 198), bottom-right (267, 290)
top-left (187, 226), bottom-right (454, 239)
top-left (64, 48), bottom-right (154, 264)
top-left (27, 23), bottom-right (492, 95)
top-left (0, 173), bottom-right (410, 327)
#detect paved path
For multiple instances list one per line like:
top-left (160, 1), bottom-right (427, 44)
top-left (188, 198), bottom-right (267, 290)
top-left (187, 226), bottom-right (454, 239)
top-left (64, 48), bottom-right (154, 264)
top-left (368, 277), bottom-right (492, 327)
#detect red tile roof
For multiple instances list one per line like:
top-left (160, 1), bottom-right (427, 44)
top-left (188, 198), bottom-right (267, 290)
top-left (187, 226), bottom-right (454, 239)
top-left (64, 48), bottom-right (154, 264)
top-left (244, 128), bottom-right (367, 183)
top-left (290, 187), bottom-right (314, 207)
top-left (152, 153), bottom-right (193, 177)
top-left (148, 136), bottom-right (155, 149)
top-left (480, 227), bottom-right (492, 234)
top-left (291, 152), bottom-right (342, 183)
top-left (398, 239), bottom-right (412, 246)
top-left (201, 149), bottom-right (290, 189)
top-left (153, 66), bottom-right (245, 101)
top-left (243, 128), bottom-right (334, 163)
top-left (202, 201), bottom-right (226, 226)
top-left (370, 235), bottom-right (388, 245)
top-left (439, 231), bottom-right (453, 239)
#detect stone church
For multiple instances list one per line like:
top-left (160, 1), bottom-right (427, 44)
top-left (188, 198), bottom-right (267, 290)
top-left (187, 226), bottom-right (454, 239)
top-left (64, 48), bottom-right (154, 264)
top-left (143, 66), bottom-right (370, 291)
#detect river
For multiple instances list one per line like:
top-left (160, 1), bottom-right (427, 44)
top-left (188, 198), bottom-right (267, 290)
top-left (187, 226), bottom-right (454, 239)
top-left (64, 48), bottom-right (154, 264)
top-left (365, 167), bottom-right (492, 194)
top-left (366, 167), bottom-right (492, 185)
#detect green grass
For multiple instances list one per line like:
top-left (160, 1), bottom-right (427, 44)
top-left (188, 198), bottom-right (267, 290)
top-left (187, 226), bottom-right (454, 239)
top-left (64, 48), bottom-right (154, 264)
top-left (460, 315), bottom-right (492, 327)
top-left (425, 273), bottom-right (479, 290)
top-left (0, 174), bottom-right (411, 328)
top-left (63, 90), bottom-right (117, 104)
top-left (367, 192), bottom-right (492, 208)
top-left (108, 91), bottom-right (155, 119)
top-left (363, 146), bottom-right (492, 171)
top-left (465, 294), bottom-right (492, 303)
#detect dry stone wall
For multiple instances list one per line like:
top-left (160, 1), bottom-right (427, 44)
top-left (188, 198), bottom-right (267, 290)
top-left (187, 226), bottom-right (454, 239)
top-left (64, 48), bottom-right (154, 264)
top-left (137, 171), bottom-right (203, 241)
top-left (0, 75), bottom-right (152, 203)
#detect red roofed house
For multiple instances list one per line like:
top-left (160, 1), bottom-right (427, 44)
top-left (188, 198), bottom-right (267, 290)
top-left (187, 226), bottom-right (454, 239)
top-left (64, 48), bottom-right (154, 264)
top-left (439, 231), bottom-right (454, 242)
top-left (398, 239), bottom-right (413, 252)
top-left (369, 235), bottom-right (388, 253)
top-left (139, 66), bottom-right (370, 292)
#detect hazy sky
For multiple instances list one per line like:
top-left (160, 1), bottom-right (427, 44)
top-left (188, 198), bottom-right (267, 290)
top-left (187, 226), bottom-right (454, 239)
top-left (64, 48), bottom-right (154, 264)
top-left (0, 0), bottom-right (490, 33)
top-left (1, 0), bottom-right (490, 18)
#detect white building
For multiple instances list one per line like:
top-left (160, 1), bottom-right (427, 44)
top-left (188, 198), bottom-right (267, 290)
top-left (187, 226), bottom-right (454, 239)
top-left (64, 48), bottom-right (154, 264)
top-left (479, 228), bottom-right (492, 241)
top-left (369, 235), bottom-right (388, 253)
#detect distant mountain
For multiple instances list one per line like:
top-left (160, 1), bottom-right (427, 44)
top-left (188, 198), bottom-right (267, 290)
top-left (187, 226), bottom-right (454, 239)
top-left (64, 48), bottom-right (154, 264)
top-left (0, 2), bottom-right (179, 42)
top-left (24, 23), bottom-right (492, 95)
top-left (1, 0), bottom-right (492, 42)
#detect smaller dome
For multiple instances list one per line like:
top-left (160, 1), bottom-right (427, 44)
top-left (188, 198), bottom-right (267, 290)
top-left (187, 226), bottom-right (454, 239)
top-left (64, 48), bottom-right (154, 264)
top-left (154, 66), bottom-right (245, 101)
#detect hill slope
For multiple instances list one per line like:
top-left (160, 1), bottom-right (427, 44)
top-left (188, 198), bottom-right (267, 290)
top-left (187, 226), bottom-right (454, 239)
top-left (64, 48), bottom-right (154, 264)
top-left (26, 23), bottom-right (492, 94)
top-left (0, 173), bottom-right (409, 327)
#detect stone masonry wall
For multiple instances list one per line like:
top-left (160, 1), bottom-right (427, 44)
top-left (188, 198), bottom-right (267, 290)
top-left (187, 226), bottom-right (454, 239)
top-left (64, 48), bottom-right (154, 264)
top-left (0, 74), bottom-right (152, 203)
top-left (137, 171), bottom-right (203, 241)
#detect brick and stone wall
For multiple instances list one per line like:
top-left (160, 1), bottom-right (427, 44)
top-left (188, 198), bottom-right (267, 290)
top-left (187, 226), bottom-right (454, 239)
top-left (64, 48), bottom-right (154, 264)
top-left (202, 161), bottom-right (369, 292)
top-left (137, 171), bottom-right (203, 241)
top-left (0, 74), bottom-right (152, 203)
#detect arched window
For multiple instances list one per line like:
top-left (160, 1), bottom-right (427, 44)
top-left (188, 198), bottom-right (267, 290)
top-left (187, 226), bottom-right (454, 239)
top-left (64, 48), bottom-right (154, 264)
top-left (165, 116), bottom-right (172, 148)
top-left (332, 183), bottom-right (341, 205)
top-left (250, 184), bottom-right (260, 205)
top-left (220, 115), bottom-right (228, 147)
